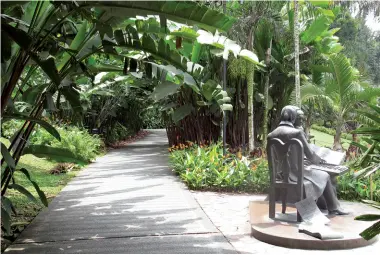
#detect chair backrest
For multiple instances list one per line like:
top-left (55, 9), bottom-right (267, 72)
top-left (267, 138), bottom-right (304, 185)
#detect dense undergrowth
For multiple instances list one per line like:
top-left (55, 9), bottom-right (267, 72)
top-left (169, 143), bottom-right (379, 202)
top-left (2, 120), bottom-right (104, 163)
top-left (170, 142), bottom-right (269, 193)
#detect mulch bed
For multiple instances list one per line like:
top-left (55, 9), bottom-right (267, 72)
top-left (108, 130), bottom-right (150, 149)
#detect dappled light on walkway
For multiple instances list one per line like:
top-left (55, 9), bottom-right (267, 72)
top-left (5, 130), bottom-right (236, 254)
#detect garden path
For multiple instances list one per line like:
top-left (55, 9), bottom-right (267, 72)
top-left (5, 129), bottom-right (236, 254)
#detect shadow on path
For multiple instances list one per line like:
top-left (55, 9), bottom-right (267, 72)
top-left (5, 130), bottom-right (236, 254)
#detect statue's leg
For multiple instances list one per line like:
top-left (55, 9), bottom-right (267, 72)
top-left (322, 178), bottom-right (340, 211)
top-left (330, 175), bottom-right (338, 196)
top-left (316, 195), bottom-right (328, 210)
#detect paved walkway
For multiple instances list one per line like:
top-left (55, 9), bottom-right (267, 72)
top-left (193, 192), bottom-right (380, 254)
top-left (6, 129), bottom-right (379, 254)
top-left (5, 130), bottom-right (236, 254)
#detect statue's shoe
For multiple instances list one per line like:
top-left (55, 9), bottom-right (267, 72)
top-left (328, 209), bottom-right (350, 215)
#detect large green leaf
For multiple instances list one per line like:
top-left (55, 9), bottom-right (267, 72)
top-left (191, 41), bottom-right (202, 63)
top-left (150, 81), bottom-right (180, 101)
top-left (359, 220), bottom-right (380, 240)
top-left (58, 20), bottom-right (89, 71)
top-left (172, 104), bottom-right (194, 123)
top-left (21, 145), bottom-right (86, 164)
top-left (8, 183), bottom-right (37, 203)
top-left (311, 65), bottom-right (332, 74)
top-left (1, 22), bottom-right (61, 86)
top-left (87, 64), bottom-right (123, 73)
top-left (1, 142), bottom-right (15, 169)
top-left (60, 86), bottom-right (82, 112)
top-left (17, 168), bottom-right (48, 206)
top-left (301, 15), bottom-right (331, 44)
top-left (31, 55), bottom-right (61, 86)
top-left (2, 113), bottom-right (61, 141)
top-left (1, 21), bottom-right (31, 50)
top-left (201, 80), bottom-right (219, 102)
top-left (2, 197), bottom-right (13, 217)
top-left (310, 1), bottom-right (331, 8)
top-left (1, 31), bottom-right (12, 62)
top-left (1, 207), bottom-right (11, 235)
top-left (355, 214), bottom-right (380, 222)
top-left (352, 127), bottom-right (380, 135)
top-left (22, 83), bottom-right (48, 104)
top-left (80, 1), bottom-right (236, 33)
top-left (329, 54), bottom-right (357, 98)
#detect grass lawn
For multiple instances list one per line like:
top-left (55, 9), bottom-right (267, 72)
top-left (1, 138), bottom-right (80, 231)
top-left (310, 129), bottom-right (351, 150)
top-left (6, 154), bottom-right (79, 224)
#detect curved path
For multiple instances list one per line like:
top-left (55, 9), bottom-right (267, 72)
top-left (5, 130), bottom-right (236, 254)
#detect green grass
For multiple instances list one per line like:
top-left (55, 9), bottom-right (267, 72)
top-left (1, 138), bottom-right (80, 225)
top-left (6, 154), bottom-right (79, 223)
top-left (310, 129), bottom-right (351, 150)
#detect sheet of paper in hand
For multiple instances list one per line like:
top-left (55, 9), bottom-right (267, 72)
top-left (309, 144), bottom-right (345, 165)
top-left (299, 222), bottom-right (344, 240)
top-left (295, 197), bottom-right (330, 225)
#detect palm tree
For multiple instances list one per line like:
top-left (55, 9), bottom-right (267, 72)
top-left (301, 54), bottom-right (380, 151)
top-left (294, 0), bottom-right (301, 108)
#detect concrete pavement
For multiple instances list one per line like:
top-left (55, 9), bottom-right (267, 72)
top-left (5, 130), bottom-right (236, 254)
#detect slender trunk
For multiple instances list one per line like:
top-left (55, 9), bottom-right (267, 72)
top-left (262, 39), bottom-right (272, 149)
top-left (246, 62), bottom-right (255, 152)
top-left (294, 0), bottom-right (301, 108)
top-left (305, 105), bottom-right (313, 141)
top-left (333, 123), bottom-right (343, 151)
top-left (1, 53), bottom-right (27, 115)
top-left (305, 115), bottom-right (312, 140)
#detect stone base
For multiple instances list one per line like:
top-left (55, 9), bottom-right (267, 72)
top-left (249, 201), bottom-right (378, 250)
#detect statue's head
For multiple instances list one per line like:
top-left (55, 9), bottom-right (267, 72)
top-left (279, 105), bottom-right (297, 126)
top-left (293, 106), bottom-right (305, 128)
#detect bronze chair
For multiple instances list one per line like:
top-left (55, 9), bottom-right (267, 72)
top-left (267, 138), bottom-right (304, 222)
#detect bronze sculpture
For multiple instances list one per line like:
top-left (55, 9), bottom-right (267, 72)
top-left (267, 105), bottom-right (348, 215)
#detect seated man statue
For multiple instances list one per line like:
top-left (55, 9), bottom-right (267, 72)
top-left (292, 106), bottom-right (339, 210)
top-left (268, 105), bottom-right (348, 215)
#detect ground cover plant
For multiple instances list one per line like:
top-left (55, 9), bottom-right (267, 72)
top-left (170, 142), bottom-right (379, 202)
top-left (170, 142), bottom-right (268, 193)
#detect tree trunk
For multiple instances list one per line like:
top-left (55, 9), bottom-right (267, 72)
top-left (305, 103), bottom-right (313, 141)
top-left (294, 0), bottom-right (301, 108)
top-left (333, 124), bottom-right (343, 151)
top-left (262, 39), bottom-right (272, 149)
top-left (247, 62), bottom-right (255, 152)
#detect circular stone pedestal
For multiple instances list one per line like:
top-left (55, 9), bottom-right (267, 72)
top-left (249, 201), bottom-right (378, 250)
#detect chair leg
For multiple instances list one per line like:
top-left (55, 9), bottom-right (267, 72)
top-left (269, 187), bottom-right (275, 219)
top-left (297, 211), bottom-right (302, 222)
top-left (281, 189), bottom-right (287, 214)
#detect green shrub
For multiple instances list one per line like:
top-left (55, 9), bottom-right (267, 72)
top-left (311, 124), bottom-right (352, 140)
top-left (142, 105), bottom-right (165, 129)
top-left (337, 170), bottom-right (380, 202)
top-left (1, 120), bottom-right (23, 139)
top-left (170, 143), bottom-right (379, 201)
top-left (169, 143), bottom-right (269, 193)
top-left (104, 121), bottom-right (134, 145)
top-left (30, 125), bottom-right (104, 163)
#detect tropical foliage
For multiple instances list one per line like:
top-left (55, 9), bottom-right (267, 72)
top-left (1, 0), bottom-right (380, 244)
top-left (169, 142), bottom-right (270, 192)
